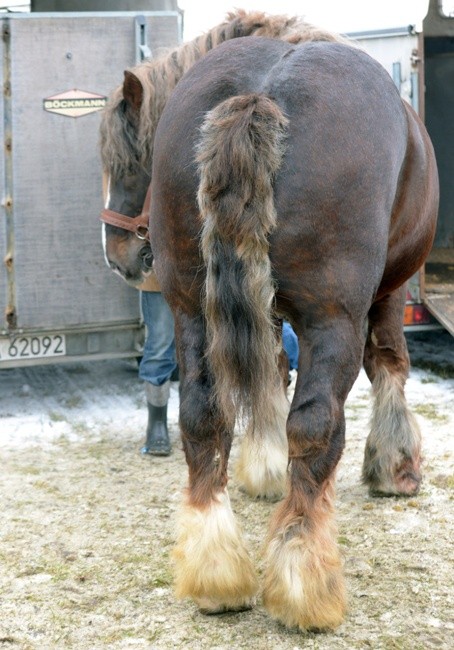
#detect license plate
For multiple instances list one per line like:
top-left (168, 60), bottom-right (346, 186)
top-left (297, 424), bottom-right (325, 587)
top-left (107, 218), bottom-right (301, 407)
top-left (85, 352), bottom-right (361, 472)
top-left (0, 333), bottom-right (66, 361)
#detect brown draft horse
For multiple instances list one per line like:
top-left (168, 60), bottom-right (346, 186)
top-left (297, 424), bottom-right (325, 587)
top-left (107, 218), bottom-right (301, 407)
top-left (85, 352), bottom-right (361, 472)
top-left (100, 14), bottom-right (439, 632)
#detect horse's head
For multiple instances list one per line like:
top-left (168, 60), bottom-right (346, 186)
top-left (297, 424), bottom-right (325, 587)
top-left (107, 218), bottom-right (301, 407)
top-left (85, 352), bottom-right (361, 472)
top-left (100, 71), bottom-right (154, 286)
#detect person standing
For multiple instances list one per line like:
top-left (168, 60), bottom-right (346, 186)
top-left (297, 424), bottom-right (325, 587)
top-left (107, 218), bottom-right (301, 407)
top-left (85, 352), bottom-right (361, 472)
top-left (137, 275), bottom-right (177, 457)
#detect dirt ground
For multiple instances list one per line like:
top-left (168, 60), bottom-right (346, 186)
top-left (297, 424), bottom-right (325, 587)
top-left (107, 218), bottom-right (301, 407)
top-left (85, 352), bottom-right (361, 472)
top-left (1, 331), bottom-right (453, 650)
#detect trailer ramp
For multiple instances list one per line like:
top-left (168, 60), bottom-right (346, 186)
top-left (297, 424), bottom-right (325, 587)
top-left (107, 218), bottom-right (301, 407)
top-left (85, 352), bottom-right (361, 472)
top-left (424, 249), bottom-right (454, 336)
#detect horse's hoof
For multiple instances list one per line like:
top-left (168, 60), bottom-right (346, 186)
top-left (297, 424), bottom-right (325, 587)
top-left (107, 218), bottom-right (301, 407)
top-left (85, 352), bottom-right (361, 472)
top-left (197, 596), bottom-right (255, 615)
top-left (364, 453), bottom-right (422, 497)
top-left (238, 484), bottom-right (285, 503)
top-left (263, 543), bottom-right (346, 631)
top-left (263, 511), bottom-right (346, 632)
top-left (368, 471), bottom-right (421, 498)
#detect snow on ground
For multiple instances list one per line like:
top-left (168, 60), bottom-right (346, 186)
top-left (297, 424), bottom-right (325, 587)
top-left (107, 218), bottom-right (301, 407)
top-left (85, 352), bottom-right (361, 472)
top-left (1, 330), bottom-right (453, 452)
top-left (0, 359), bottom-right (181, 449)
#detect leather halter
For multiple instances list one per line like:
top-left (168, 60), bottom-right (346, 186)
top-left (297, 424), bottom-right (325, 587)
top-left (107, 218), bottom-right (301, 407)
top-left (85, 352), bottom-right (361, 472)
top-left (100, 185), bottom-right (151, 241)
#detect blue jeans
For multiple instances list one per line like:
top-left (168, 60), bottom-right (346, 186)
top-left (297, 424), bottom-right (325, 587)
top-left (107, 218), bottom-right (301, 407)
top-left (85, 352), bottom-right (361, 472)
top-left (283, 321), bottom-right (299, 370)
top-left (139, 291), bottom-right (177, 386)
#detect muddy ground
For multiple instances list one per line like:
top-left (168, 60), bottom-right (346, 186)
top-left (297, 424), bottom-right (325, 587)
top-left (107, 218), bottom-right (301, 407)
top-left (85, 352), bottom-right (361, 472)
top-left (0, 331), bottom-right (453, 649)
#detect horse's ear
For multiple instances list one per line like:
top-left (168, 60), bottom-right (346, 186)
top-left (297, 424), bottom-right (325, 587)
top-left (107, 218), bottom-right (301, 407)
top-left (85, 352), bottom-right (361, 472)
top-left (123, 70), bottom-right (144, 113)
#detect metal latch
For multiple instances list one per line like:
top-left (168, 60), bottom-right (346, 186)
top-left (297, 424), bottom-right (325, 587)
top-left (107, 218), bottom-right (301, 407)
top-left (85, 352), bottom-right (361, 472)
top-left (135, 15), bottom-right (152, 64)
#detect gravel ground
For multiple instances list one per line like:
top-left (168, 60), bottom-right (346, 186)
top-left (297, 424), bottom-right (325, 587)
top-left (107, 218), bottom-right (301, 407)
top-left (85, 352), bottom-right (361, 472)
top-left (0, 330), bottom-right (453, 649)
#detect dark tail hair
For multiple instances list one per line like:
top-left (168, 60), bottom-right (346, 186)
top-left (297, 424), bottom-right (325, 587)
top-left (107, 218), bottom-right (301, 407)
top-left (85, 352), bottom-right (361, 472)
top-left (196, 93), bottom-right (288, 432)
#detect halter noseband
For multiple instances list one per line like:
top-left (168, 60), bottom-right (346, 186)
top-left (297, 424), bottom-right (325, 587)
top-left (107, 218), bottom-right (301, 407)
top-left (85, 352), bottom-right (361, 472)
top-left (100, 185), bottom-right (151, 241)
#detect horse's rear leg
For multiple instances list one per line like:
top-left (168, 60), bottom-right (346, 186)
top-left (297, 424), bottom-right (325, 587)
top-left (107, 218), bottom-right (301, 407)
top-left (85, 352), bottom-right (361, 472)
top-left (263, 320), bottom-right (363, 630)
top-left (362, 285), bottom-right (422, 496)
top-left (172, 315), bottom-right (258, 613)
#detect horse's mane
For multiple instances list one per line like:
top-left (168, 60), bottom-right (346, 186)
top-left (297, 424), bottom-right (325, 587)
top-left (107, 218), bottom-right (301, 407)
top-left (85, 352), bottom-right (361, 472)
top-left (101, 9), bottom-right (350, 177)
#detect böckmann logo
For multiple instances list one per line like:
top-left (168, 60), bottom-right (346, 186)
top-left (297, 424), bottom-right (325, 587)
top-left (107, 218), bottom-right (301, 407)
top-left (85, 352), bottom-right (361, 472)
top-left (43, 89), bottom-right (107, 118)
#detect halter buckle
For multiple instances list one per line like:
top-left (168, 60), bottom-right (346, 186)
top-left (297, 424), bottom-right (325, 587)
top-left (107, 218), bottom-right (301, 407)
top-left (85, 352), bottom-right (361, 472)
top-left (135, 225), bottom-right (149, 240)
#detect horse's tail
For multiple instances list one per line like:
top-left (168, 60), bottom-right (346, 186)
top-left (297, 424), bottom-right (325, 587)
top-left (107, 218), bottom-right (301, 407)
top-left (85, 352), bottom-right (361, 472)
top-left (197, 94), bottom-right (288, 432)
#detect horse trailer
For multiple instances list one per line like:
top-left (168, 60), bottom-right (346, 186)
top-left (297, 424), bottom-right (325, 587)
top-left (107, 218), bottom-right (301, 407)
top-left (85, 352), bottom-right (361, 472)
top-left (349, 0), bottom-right (454, 336)
top-left (0, 6), bottom-right (182, 368)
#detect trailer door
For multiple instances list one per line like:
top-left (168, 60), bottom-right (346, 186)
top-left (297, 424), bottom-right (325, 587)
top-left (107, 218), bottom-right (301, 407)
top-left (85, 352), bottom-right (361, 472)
top-left (422, 0), bottom-right (454, 335)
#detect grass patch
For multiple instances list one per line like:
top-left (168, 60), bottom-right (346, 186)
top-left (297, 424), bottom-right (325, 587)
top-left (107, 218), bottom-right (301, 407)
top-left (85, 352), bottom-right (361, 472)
top-left (32, 480), bottom-right (61, 495)
top-left (71, 421), bottom-right (91, 435)
top-left (420, 376), bottom-right (438, 384)
top-left (63, 395), bottom-right (83, 409)
top-left (18, 465), bottom-right (41, 476)
top-left (149, 571), bottom-right (173, 588)
top-left (413, 403), bottom-right (449, 423)
top-left (49, 411), bottom-right (67, 423)
top-left (431, 474), bottom-right (454, 490)
top-left (411, 359), bottom-right (454, 379)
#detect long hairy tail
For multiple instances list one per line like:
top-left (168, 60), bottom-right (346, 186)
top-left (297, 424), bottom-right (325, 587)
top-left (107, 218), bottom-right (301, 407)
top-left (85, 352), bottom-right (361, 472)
top-left (197, 94), bottom-right (288, 432)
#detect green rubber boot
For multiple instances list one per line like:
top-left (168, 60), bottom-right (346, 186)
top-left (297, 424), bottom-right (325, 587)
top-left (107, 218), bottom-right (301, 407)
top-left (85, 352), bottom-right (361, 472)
top-left (141, 381), bottom-right (171, 456)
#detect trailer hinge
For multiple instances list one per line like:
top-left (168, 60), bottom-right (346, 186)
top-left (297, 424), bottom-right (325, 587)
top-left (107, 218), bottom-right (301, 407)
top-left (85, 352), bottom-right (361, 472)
top-left (2, 22), bottom-right (10, 42)
top-left (411, 48), bottom-right (421, 66)
top-left (5, 305), bottom-right (16, 329)
top-left (4, 251), bottom-right (13, 270)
